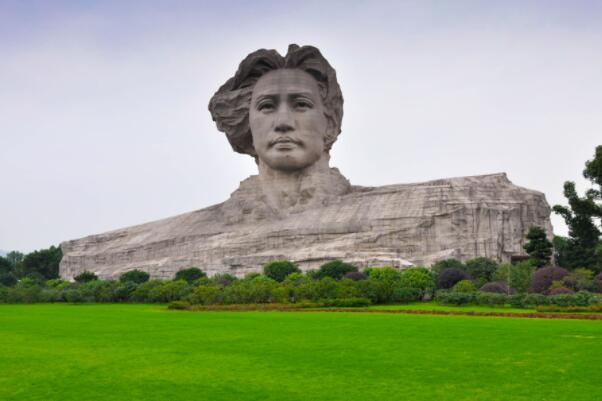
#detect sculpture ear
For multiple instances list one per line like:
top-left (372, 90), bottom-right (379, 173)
top-left (323, 115), bottom-right (338, 151)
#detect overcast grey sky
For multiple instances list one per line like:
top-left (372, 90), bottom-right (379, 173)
top-left (1, 0), bottom-right (601, 253)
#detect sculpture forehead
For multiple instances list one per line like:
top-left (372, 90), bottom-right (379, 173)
top-left (252, 69), bottom-right (321, 98)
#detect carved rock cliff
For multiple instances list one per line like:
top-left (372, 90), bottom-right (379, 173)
top-left (59, 173), bottom-right (553, 279)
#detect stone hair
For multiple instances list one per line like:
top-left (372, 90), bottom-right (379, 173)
top-left (208, 44), bottom-right (344, 157)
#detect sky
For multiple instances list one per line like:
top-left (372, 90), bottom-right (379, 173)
top-left (1, 0), bottom-right (601, 253)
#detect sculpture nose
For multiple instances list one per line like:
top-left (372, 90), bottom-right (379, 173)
top-left (274, 105), bottom-right (295, 133)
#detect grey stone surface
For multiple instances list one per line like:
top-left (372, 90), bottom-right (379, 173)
top-left (59, 45), bottom-right (553, 279)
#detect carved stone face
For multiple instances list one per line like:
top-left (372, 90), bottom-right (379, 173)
top-left (249, 69), bottom-right (328, 172)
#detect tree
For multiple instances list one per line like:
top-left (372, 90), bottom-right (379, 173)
top-left (492, 261), bottom-right (535, 294)
top-left (17, 246), bottom-right (63, 279)
top-left (464, 257), bottom-right (498, 285)
top-left (263, 260), bottom-right (300, 282)
top-left (74, 271), bottom-right (98, 283)
top-left (553, 145), bottom-right (602, 271)
top-left (119, 269), bottom-right (150, 284)
top-left (523, 226), bottom-right (553, 267)
top-left (5, 251), bottom-right (24, 268)
top-left (431, 258), bottom-right (465, 276)
top-left (436, 268), bottom-right (468, 289)
top-left (174, 267), bottom-right (206, 283)
top-left (315, 260), bottom-right (358, 280)
top-left (399, 267), bottom-right (435, 298)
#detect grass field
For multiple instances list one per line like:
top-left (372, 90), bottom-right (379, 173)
top-left (1, 305), bottom-right (601, 401)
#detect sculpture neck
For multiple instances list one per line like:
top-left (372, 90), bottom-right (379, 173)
top-left (256, 153), bottom-right (350, 211)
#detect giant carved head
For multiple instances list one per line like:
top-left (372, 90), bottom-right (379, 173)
top-left (209, 44), bottom-right (343, 171)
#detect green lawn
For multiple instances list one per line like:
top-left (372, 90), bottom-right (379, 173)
top-left (1, 305), bottom-right (601, 401)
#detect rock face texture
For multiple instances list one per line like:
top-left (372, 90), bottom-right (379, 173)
top-left (60, 172), bottom-right (553, 280)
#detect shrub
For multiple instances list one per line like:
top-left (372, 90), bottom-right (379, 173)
top-left (523, 293), bottom-right (549, 306)
top-left (436, 268), bottom-right (469, 289)
top-left (188, 285), bottom-right (224, 305)
top-left (399, 267), bottom-right (435, 298)
top-left (549, 286), bottom-right (574, 295)
top-left (475, 291), bottom-right (508, 305)
top-left (320, 297), bottom-right (372, 307)
top-left (113, 281), bottom-right (138, 301)
top-left (392, 287), bottom-right (422, 302)
top-left (63, 288), bottom-right (86, 303)
top-left (452, 279), bottom-right (476, 293)
top-left (74, 271), bottom-right (98, 283)
top-left (480, 281), bottom-right (510, 294)
top-left (147, 280), bottom-right (192, 303)
top-left (211, 273), bottom-right (237, 286)
top-left (492, 261), bottom-right (534, 294)
top-left (168, 300), bottom-right (191, 310)
top-left (263, 260), bottom-right (300, 282)
top-left (0, 271), bottom-right (17, 287)
top-left (365, 267), bottom-right (403, 303)
top-left (175, 267), bottom-right (206, 284)
top-left (46, 279), bottom-right (70, 289)
top-left (315, 260), bottom-right (358, 280)
top-left (343, 271), bottom-right (367, 281)
top-left (561, 268), bottom-right (594, 292)
top-left (431, 258), bottom-right (465, 275)
top-left (464, 257), bottom-right (498, 285)
top-left (130, 280), bottom-right (164, 302)
top-left (435, 290), bottom-right (475, 305)
top-left (119, 269), bottom-right (150, 284)
top-left (530, 266), bottom-right (569, 294)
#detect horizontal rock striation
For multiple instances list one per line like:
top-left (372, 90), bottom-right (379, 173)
top-left (59, 173), bottom-right (553, 280)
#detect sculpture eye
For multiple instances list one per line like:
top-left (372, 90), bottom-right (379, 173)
top-left (294, 99), bottom-right (313, 110)
top-left (258, 100), bottom-right (275, 112)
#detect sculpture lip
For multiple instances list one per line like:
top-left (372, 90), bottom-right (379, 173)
top-left (269, 137), bottom-right (302, 147)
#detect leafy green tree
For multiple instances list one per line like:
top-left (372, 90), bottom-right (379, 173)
top-left (174, 267), bottom-right (206, 283)
top-left (5, 251), bottom-right (24, 269)
top-left (464, 257), bottom-right (498, 286)
top-left (492, 261), bottom-right (535, 294)
top-left (0, 256), bottom-right (17, 287)
top-left (263, 260), bottom-right (300, 282)
top-left (523, 226), bottom-right (553, 267)
top-left (17, 246), bottom-right (63, 279)
top-left (399, 267), bottom-right (435, 298)
top-left (315, 260), bottom-right (358, 280)
top-left (430, 258), bottom-right (465, 276)
top-left (553, 145), bottom-right (602, 271)
top-left (74, 271), bottom-right (98, 283)
top-left (451, 279), bottom-right (476, 293)
top-left (119, 269), bottom-right (150, 284)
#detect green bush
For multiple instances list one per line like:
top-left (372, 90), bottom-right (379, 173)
top-left (315, 260), bottom-right (358, 280)
top-left (435, 290), bottom-right (475, 305)
top-left (475, 291), bottom-right (508, 305)
top-left (464, 257), bottom-right (498, 286)
top-left (452, 279), bottom-right (476, 293)
top-left (365, 267), bottom-right (403, 303)
top-left (113, 281), bottom-right (138, 301)
top-left (431, 258), bottom-right (465, 275)
top-left (319, 297), bottom-right (372, 307)
top-left (167, 300), bottom-right (191, 310)
top-left (492, 261), bottom-right (534, 294)
top-left (119, 269), bottom-right (150, 284)
top-left (130, 280), bottom-right (164, 302)
top-left (174, 267), bottom-right (206, 284)
top-left (74, 271), bottom-right (98, 283)
top-left (263, 260), bottom-right (300, 282)
top-left (523, 293), bottom-right (549, 306)
top-left (392, 287), bottom-right (422, 303)
top-left (188, 285), bottom-right (224, 305)
top-left (211, 273), bottom-right (237, 286)
top-left (399, 267), bottom-right (435, 298)
top-left (147, 280), bottom-right (192, 303)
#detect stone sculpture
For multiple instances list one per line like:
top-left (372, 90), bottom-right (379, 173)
top-left (59, 45), bottom-right (553, 279)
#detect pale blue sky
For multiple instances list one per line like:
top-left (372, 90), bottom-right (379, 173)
top-left (1, 1), bottom-right (601, 252)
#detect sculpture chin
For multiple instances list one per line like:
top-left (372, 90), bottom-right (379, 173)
top-left (260, 147), bottom-right (324, 173)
